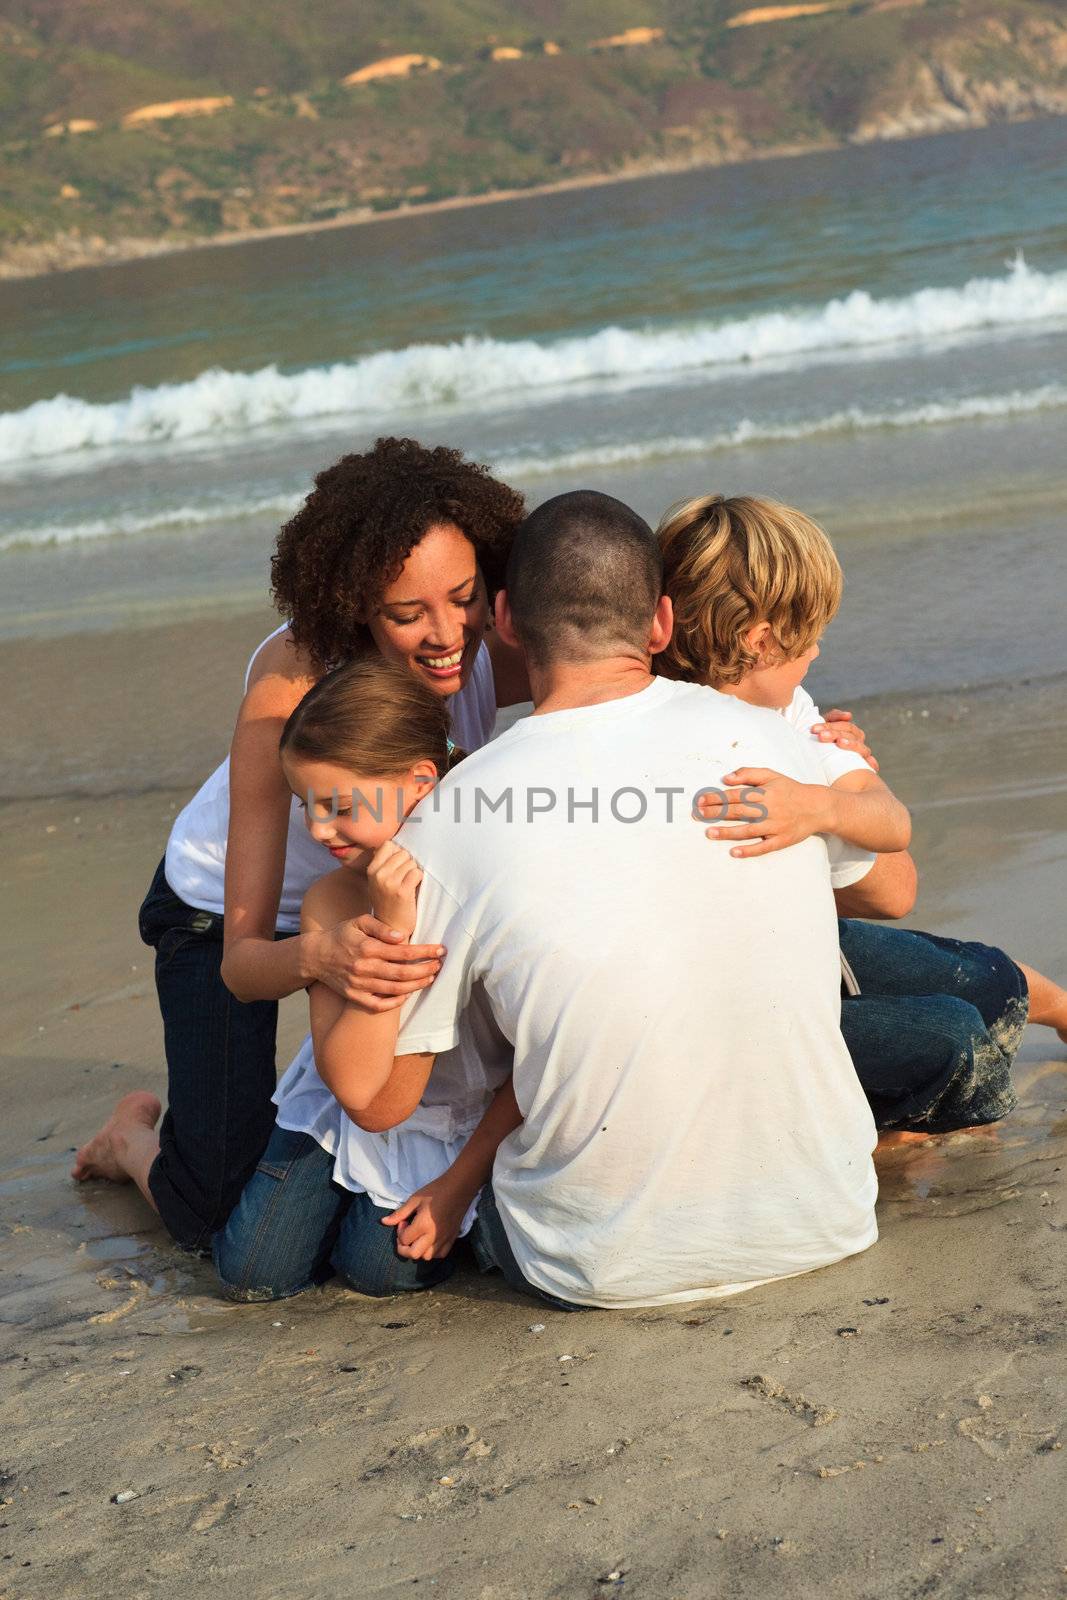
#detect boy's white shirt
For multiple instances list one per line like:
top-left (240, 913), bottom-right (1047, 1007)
top-left (394, 677), bottom-right (877, 1309)
top-left (782, 686), bottom-right (873, 786)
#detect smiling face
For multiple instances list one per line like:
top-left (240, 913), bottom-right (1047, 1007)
top-left (365, 522), bottom-right (489, 697)
top-left (283, 753), bottom-right (438, 867)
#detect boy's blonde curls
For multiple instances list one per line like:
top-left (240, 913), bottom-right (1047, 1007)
top-left (655, 494), bottom-right (843, 686)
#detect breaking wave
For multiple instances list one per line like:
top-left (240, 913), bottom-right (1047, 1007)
top-left (493, 382), bottom-right (1067, 477)
top-left (1, 254), bottom-right (1063, 469)
top-left (5, 380), bottom-right (1064, 550)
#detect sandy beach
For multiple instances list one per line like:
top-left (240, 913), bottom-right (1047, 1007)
top-left (2, 610), bottom-right (1065, 1598)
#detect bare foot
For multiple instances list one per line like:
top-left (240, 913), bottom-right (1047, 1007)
top-left (876, 1130), bottom-right (932, 1151)
top-left (72, 1091), bottom-right (162, 1183)
top-left (1057, 1026), bottom-right (1067, 1049)
top-left (876, 1122), bottom-right (999, 1155)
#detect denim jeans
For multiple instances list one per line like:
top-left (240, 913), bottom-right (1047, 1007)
top-left (212, 1125), bottom-right (455, 1299)
top-left (838, 920), bottom-right (1029, 1132)
top-left (138, 857), bottom-right (291, 1251)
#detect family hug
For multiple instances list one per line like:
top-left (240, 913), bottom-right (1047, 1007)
top-left (73, 437), bottom-right (1067, 1309)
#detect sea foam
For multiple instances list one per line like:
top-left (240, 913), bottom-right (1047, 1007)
top-left (0, 254), bottom-right (1064, 470)
top-left (494, 382), bottom-right (1067, 477)
top-left (0, 492), bottom-right (302, 553)
top-left (4, 382), bottom-right (1065, 551)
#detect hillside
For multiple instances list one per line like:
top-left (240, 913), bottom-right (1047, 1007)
top-left (1, 0), bottom-right (1066, 275)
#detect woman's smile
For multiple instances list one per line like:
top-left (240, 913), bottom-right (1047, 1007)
top-left (414, 638), bottom-right (473, 685)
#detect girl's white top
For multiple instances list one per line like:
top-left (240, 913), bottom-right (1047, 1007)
top-left (272, 981), bottom-right (513, 1233)
top-left (164, 623), bottom-right (498, 931)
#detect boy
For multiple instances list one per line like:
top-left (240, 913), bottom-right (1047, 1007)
top-left (656, 492), bottom-right (1067, 1133)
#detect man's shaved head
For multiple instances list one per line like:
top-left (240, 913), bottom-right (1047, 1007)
top-left (505, 490), bottom-right (663, 667)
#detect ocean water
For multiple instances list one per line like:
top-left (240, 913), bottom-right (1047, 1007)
top-left (2, 118), bottom-right (1066, 700)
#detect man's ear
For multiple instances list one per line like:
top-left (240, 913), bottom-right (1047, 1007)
top-left (648, 594), bottom-right (674, 657)
top-left (494, 589), bottom-right (522, 651)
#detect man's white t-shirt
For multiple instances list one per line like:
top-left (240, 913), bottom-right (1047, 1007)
top-left (395, 676), bottom-right (878, 1309)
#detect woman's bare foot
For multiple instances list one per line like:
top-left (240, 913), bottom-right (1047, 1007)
top-left (72, 1091), bottom-right (162, 1184)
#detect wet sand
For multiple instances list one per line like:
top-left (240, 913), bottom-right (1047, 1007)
top-left (2, 615), bottom-right (1066, 1598)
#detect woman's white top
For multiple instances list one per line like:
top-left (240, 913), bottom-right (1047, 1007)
top-left (272, 980), bottom-right (513, 1233)
top-left (164, 623), bottom-right (498, 931)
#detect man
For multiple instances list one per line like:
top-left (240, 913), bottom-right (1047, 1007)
top-left (391, 490), bottom-right (904, 1309)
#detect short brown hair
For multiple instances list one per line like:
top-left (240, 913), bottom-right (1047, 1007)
top-left (279, 656), bottom-right (463, 778)
top-left (271, 436), bottom-right (524, 670)
top-left (655, 494), bottom-right (842, 686)
top-left (506, 490), bottom-right (662, 667)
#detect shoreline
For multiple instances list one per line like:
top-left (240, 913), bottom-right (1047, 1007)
top-left (1, 110), bottom-right (1060, 284)
top-left (0, 140), bottom-right (838, 282)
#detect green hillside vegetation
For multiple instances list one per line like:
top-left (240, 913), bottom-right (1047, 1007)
top-left (1, 0), bottom-right (1066, 272)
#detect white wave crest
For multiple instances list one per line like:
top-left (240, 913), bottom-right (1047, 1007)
top-left (494, 382), bottom-right (1067, 476)
top-left (1, 254), bottom-right (1064, 470)
top-left (0, 492), bottom-right (301, 553)
top-left (5, 381), bottom-right (1063, 552)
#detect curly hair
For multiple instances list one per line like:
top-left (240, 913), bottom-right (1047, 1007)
top-left (655, 493), bottom-right (842, 686)
top-left (271, 437), bottom-right (525, 669)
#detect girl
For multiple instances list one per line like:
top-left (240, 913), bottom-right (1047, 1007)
top-left (655, 492), bottom-right (1067, 1134)
top-left (73, 438), bottom-right (527, 1252)
top-left (213, 657), bottom-right (520, 1299)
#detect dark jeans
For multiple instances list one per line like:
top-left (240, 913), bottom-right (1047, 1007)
top-left (213, 1126), bottom-right (454, 1299)
top-left (138, 857), bottom-right (290, 1251)
top-left (839, 920), bottom-right (1029, 1132)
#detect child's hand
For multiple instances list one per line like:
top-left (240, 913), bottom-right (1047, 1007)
top-left (366, 841), bottom-right (423, 938)
top-left (381, 1173), bottom-right (475, 1261)
top-left (811, 709), bottom-right (879, 772)
top-left (700, 768), bottom-right (832, 858)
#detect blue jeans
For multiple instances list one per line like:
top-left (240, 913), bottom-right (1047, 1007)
top-left (839, 920), bottom-right (1029, 1132)
top-left (139, 857), bottom-right (291, 1251)
top-left (212, 1125), bottom-right (455, 1300)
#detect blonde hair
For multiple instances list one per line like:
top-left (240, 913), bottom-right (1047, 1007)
top-left (279, 655), bottom-right (465, 778)
top-left (655, 493), bottom-right (842, 686)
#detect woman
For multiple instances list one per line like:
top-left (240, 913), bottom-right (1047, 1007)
top-left (72, 437), bottom-right (527, 1250)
